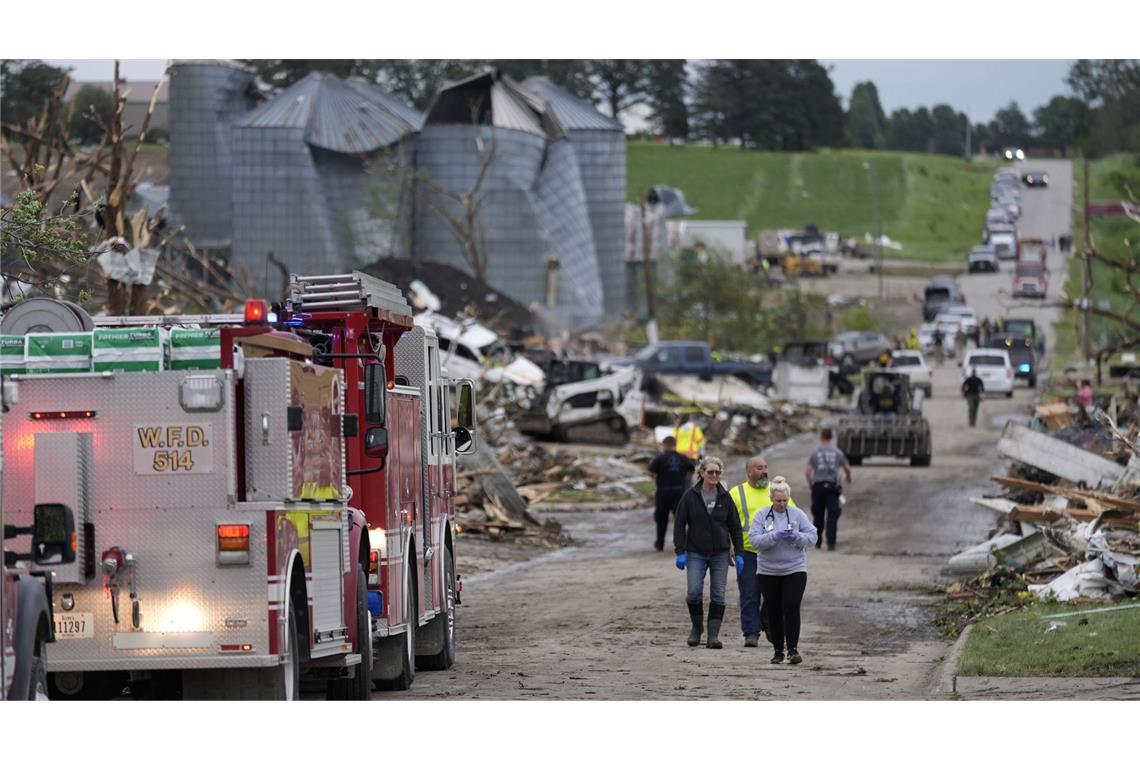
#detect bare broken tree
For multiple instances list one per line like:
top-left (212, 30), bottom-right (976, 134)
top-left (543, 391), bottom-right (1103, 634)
top-left (368, 101), bottom-right (498, 283)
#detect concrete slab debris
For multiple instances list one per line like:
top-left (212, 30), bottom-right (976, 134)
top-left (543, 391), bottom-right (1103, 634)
top-left (997, 420), bottom-right (1126, 489)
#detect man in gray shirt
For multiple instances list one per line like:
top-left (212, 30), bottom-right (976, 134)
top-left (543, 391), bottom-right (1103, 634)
top-left (804, 428), bottom-right (852, 550)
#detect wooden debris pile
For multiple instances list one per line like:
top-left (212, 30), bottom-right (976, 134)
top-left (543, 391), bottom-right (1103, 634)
top-left (453, 442), bottom-right (652, 547)
top-left (706, 403), bottom-right (822, 455)
top-left (950, 397), bottom-right (1140, 601)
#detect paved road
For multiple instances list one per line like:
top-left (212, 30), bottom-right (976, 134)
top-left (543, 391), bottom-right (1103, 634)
top-left (373, 159), bottom-right (1078, 701)
top-left (956, 158), bottom-right (1074, 359)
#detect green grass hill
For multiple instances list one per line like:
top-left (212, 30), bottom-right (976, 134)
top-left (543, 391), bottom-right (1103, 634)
top-left (627, 143), bottom-right (1002, 262)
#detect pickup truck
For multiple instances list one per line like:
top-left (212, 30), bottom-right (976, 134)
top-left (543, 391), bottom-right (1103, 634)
top-left (608, 341), bottom-right (773, 387)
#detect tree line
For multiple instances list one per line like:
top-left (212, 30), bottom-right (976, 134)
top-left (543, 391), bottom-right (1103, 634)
top-left (3, 59), bottom-right (1136, 156)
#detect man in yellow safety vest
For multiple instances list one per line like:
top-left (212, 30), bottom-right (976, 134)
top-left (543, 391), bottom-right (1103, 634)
top-left (730, 455), bottom-right (796, 648)
top-left (673, 415), bottom-right (706, 460)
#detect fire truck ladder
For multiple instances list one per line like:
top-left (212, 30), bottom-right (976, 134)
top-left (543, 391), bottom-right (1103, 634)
top-left (288, 272), bottom-right (412, 318)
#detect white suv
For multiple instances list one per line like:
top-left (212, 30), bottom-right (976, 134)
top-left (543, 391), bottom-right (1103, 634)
top-left (889, 350), bottom-right (933, 398)
top-left (961, 348), bottom-right (1014, 397)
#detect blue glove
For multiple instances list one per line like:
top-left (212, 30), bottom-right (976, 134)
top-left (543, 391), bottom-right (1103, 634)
top-left (734, 555), bottom-right (745, 575)
top-left (675, 553), bottom-right (687, 570)
top-left (780, 529), bottom-right (797, 542)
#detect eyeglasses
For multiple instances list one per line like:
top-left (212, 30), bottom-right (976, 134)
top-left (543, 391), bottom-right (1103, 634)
top-left (705, 470), bottom-right (722, 476)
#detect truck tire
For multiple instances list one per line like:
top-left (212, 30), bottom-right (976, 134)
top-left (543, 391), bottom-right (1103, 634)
top-left (848, 455), bottom-right (863, 466)
top-left (417, 547), bottom-right (457, 671)
top-left (181, 596), bottom-right (301, 700)
top-left (1006, 390), bottom-right (1014, 398)
top-left (1029, 374), bottom-right (1037, 388)
top-left (28, 653), bottom-right (49, 700)
top-left (327, 568), bottom-right (372, 700)
top-left (374, 567), bottom-right (416, 691)
top-left (910, 454), bottom-right (932, 467)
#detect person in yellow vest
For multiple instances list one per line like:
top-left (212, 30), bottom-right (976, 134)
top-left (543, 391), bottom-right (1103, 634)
top-left (905, 328), bottom-right (920, 351)
top-left (673, 415), bottom-right (706, 460)
top-left (730, 455), bottom-right (796, 647)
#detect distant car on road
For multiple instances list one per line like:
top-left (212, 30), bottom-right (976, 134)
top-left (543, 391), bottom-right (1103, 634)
top-left (987, 226), bottom-right (1018, 260)
top-left (1022, 170), bottom-right (1050, 188)
top-left (941, 304), bottom-right (980, 340)
top-left (968, 245), bottom-right (999, 273)
top-left (1002, 148), bottom-right (1025, 161)
top-left (961, 348), bottom-right (1015, 397)
top-left (1012, 263), bottom-right (1048, 299)
top-left (999, 317), bottom-right (1045, 355)
top-left (918, 322), bottom-right (955, 356)
top-left (830, 331), bottom-right (893, 367)
top-left (989, 333), bottom-right (1039, 387)
top-left (889, 349), bottom-right (933, 398)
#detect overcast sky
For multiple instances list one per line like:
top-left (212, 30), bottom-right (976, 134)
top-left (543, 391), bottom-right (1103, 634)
top-left (47, 58), bottom-right (1076, 126)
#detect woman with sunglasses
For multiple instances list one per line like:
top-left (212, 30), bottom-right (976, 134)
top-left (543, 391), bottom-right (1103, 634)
top-left (748, 476), bottom-right (817, 664)
top-left (673, 456), bottom-right (744, 649)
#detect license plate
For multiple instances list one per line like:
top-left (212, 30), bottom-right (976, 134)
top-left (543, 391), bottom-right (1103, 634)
top-left (54, 612), bottom-right (93, 640)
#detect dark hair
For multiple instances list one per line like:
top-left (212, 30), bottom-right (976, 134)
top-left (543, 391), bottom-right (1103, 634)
top-left (820, 428), bottom-right (833, 441)
top-left (662, 436), bottom-right (676, 445)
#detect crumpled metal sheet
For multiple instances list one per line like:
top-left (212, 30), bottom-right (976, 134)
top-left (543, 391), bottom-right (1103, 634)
top-left (96, 245), bottom-right (160, 286)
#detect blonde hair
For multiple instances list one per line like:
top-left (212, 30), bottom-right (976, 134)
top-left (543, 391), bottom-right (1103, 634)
top-left (769, 476), bottom-right (792, 499)
top-left (698, 456), bottom-right (724, 476)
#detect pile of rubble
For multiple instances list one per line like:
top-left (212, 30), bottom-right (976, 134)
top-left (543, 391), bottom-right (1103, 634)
top-left (706, 403), bottom-right (821, 455)
top-left (948, 397), bottom-right (1140, 603)
top-left (453, 434), bottom-right (655, 546)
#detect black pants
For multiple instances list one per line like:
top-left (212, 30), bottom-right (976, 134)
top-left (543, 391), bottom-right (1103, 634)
top-left (654, 487), bottom-right (684, 549)
top-left (757, 572), bottom-right (807, 652)
top-left (967, 396), bottom-right (980, 427)
top-left (811, 481), bottom-right (840, 547)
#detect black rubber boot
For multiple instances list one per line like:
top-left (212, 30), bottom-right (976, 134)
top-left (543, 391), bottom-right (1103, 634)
top-left (686, 602), bottom-right (703, 647)
top-left (706, 604), bottom-right (726, 649)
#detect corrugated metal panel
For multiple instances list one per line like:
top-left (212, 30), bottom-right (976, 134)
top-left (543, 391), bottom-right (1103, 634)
top-left (425, 71), bottom-right (564, 139)
top-left (238, 73), bottom-right (318, 130)
top-left (490, 85), bottom-right (545, 138)
top-left (523, 78), bottom-right (622, 132)
top-left (345, 78), bottom-right (423, 131)
top-left (238, 73), bottom-right (419, 153)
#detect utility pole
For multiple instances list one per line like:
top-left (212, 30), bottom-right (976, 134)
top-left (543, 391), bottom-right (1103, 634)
top-left (1081, 158), bottom-right (1093, 361)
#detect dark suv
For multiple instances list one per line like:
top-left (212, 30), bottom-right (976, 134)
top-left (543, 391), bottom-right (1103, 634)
top-left (989, 333), bottom-right (1038, 387)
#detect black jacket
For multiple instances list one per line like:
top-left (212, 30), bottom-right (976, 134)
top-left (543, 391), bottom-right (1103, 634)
top-left (961, 375), bottom-right (984, 397)
top-left (673, 482), bottom-right (744, 557)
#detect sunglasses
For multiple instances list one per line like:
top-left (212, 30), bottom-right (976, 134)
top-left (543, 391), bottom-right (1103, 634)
top-left (705, 470), bottom-right (722, 476)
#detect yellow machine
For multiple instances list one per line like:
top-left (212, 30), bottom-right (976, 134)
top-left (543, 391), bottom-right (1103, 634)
top-left (782, 253), bottom-right (823, 278)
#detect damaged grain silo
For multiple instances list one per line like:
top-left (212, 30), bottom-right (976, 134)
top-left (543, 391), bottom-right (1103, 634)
top-left (230, 73), bottom-right (421, 290)
top-left (523, 77), bottom-right (627, 319)
top-left (414, 71), bottom-right (604, 330)
top-left (168, 60), bottom-right (259, 247)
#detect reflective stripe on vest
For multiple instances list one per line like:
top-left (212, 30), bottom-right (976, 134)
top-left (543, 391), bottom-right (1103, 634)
top-left (736, 484), bottom-right (752, 531)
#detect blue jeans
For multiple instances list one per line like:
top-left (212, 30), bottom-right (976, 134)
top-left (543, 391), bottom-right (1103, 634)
top-left (685, 550), bottom-right (728, 607)
top-left (737, 551), bottom-right (761, 636)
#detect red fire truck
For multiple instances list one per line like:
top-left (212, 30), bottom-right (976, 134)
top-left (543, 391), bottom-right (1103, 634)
top-left (0, 271), bottom-right (475, 699)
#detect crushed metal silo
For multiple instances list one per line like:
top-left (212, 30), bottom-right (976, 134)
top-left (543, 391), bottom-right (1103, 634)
top-left (168, 60), bottom-right (258, 246)
top-left (523, 77), bottom-right (627, 318)
top-left (414, 71), bottom-right (603, 329)
top-left (231, 73), bottom-right (420, 289)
